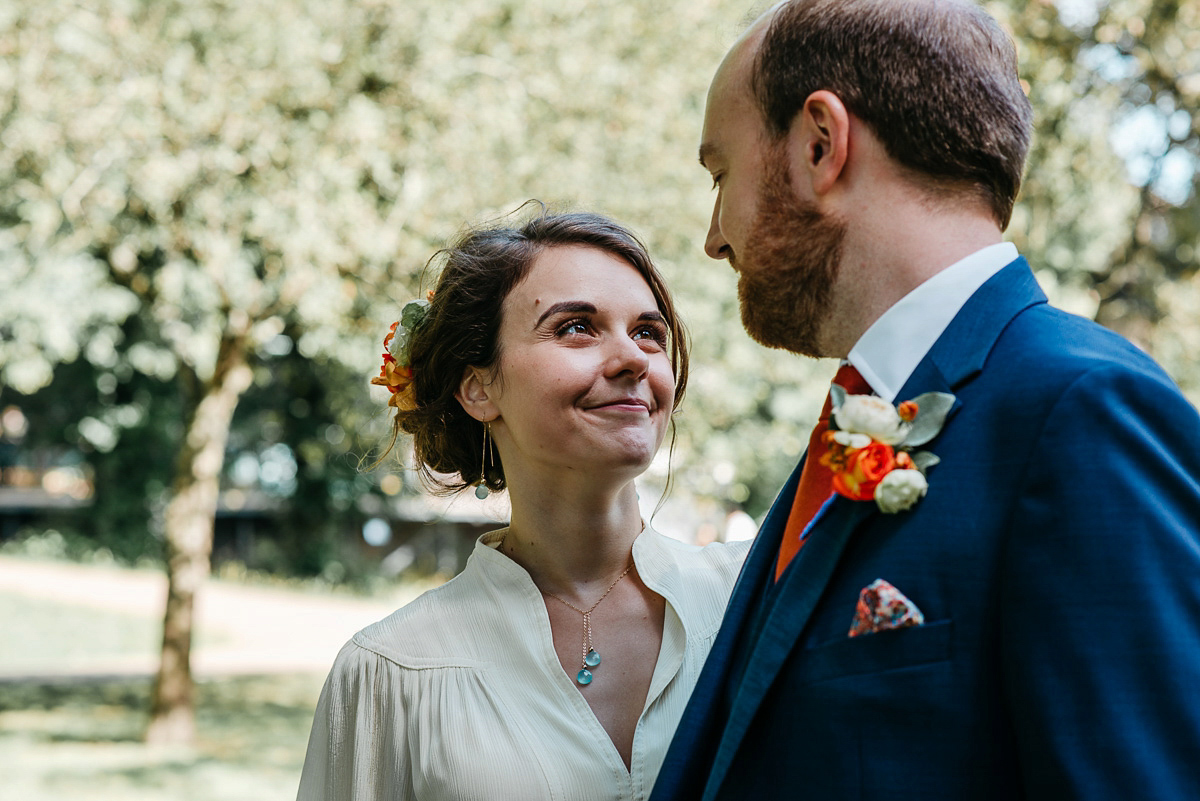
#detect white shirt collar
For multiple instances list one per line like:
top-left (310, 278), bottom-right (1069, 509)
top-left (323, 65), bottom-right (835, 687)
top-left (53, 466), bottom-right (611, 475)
top-left (847, 242), bottom-right (1019, 401)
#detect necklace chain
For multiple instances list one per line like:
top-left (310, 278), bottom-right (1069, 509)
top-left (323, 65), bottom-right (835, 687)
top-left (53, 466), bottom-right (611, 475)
top-left (497, 530), bottom-right (637, 686)
top-left (542, 562), bottom-right (634, 668)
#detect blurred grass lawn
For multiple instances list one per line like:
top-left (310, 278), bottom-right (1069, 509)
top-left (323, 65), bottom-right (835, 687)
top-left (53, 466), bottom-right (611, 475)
top-left (0, 558), bottom-right (413, 801)
top-left (0, 673), bottom-right (324, 801)
top-left (0, 593), bottom-right (228, 669)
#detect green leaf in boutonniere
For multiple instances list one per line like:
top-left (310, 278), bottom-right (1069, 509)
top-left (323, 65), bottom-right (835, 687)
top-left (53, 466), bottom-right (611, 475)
top-left (830, 383), bottom-right (848, 410)
top-left (910, 450), bottom-right (941, 471)
top-left (901, 392), bottom-right (956, 447)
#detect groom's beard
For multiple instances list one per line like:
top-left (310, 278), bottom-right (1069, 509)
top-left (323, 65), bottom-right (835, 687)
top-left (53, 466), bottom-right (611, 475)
top-left (735, 150), bottom-right (846, 359)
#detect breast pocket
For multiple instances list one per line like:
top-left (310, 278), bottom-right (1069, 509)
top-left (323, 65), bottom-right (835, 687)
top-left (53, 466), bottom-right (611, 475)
top-left (797, 619), bottom-right (953, 687)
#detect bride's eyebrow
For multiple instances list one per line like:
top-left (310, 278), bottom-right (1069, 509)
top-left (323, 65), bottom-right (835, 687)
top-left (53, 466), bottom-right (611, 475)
top-left (534, 301), bottom-right (596, 329)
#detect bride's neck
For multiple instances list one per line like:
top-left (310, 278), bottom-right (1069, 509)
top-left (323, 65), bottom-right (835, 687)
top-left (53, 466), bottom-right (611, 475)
top-left (500, 479), bottom-right (643, 596)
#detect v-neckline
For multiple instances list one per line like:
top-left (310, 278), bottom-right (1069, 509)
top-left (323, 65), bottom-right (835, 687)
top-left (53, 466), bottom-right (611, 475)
top-left (481, 529), bottom-right (688, 782)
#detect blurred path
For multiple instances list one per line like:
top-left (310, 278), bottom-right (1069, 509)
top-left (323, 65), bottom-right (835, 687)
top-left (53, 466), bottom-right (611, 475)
top-left (0, 556), bottom-right (426, 680)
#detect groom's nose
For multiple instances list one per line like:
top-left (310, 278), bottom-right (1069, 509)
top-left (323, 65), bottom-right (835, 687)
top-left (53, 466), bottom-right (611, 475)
top-left (705, 203), bottom-right (731, 262)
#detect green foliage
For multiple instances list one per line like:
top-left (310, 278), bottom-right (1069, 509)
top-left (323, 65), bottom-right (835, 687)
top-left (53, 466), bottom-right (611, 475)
top-left (0, 528), bottom-right (114, 564)
top-left (1, 0), bottom-right (1196, 554)
top-left (994, 0), bottom-right (1199, 355)
top-left (3, 310), bottom-right (181, 563)
top-left (226, 337), bottom-right (381, 578)
top-left (902, 393), bottom-right (957, 449)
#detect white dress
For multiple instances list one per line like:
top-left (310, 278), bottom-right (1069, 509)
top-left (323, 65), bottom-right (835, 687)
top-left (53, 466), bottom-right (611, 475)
top-left (297, 527), bottom-right (750, 801)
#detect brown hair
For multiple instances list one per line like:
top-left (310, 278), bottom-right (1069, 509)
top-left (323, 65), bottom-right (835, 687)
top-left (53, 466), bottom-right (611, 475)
top-left (384, 205), bottom-right (689, 494)
top-left (752, 0), bottom-right (1032, 228)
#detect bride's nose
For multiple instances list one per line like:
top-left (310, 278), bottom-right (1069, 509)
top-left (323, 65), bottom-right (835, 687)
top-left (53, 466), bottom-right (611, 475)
top-left (605, 334), bottom-right (650, 379)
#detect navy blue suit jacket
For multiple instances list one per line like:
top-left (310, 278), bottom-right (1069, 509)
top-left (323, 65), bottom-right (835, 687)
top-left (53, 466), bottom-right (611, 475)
top-left (651, 259), bottom-right (1200, 800)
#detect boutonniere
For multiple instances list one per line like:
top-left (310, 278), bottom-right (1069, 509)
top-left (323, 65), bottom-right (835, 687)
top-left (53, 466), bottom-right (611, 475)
top-left (821, 385), bottom-right (956, 513)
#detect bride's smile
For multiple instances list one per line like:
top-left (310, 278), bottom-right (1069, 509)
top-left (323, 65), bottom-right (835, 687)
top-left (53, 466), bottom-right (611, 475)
top-left (477, 244), bottom-right (676, 482)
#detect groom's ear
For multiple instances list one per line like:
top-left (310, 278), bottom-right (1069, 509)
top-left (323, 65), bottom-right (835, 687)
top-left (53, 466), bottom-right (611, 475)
top-left (790, 89), bottom-right (850, 197)
top-left (455, 366), bottom-right (499, 422)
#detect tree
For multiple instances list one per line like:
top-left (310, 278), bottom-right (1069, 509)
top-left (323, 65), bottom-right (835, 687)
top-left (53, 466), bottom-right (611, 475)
top-left (2, 0), bottom-right (412, 743)
top-left (1, 0), bottom-right (758, 744)
top-left (2, 0), bottom-right (1195, 744)
top-left (996, 0), bottom-right (1199, 364)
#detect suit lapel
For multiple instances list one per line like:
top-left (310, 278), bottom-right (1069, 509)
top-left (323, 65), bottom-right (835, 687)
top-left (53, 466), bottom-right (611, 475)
top-left (704, 499), bottom-right (874, 800)
top-left (900, 256), bottom-right (1047, 397)
top-left (649, 458), bottom-right (807, 800)
top-left (710, 454), bottom-right (807, 675)
top-left (701, 258), bottom-right (1049, 799)
top-left (691, 457), bottom-right (806, 706)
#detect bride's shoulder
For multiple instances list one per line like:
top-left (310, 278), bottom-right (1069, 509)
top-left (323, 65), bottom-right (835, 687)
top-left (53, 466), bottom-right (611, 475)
top-left (342, 567), bottom-right (495, 670)
top-left (649, 529), bottom-right (752, 559)
top-left (643, 529), bottom-right (752, 581)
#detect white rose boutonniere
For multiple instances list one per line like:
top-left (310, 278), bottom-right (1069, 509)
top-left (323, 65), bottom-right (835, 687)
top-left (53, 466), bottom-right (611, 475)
top-left (822, 383), bottom-right (956, 514)
top-left (834, 394), bottom-right (911, 445)
top-left (874, 469), bottom-right (930, 513)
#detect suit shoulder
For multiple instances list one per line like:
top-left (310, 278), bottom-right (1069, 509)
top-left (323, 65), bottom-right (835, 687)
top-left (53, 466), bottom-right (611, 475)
top-left (983, 304), bottom-right (1200, 458)
top-left (999, 303), bottom-right (1175, 389)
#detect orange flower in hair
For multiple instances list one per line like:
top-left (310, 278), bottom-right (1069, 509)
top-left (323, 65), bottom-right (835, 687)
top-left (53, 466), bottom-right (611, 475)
top-left (371, 296), bottom-right (432, 411)
top-left (372, 356), bottom-right (417, 409)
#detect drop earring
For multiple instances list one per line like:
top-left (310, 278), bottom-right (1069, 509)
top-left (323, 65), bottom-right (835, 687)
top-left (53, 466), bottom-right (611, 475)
top-left (475, 421), bottom-right (491, 499)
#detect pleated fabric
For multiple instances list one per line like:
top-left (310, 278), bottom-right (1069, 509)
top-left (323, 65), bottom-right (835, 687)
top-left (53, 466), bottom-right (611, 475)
top-left (297, 528), bottom-right (750, 801)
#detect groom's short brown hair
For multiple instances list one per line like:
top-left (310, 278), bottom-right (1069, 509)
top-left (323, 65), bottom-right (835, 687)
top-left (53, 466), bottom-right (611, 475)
top-left (752, 0), bottom-right (1032, 229)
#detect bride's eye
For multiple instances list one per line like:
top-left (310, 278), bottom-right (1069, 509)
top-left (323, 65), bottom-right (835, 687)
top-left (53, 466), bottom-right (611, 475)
top-left (632, 323), bottom-right (668, 347)
top-left (556, 318), bottom-right (593, 337)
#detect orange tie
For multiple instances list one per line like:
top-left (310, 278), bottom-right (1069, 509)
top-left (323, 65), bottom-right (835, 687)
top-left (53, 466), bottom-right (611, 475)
top-left (775, 364), bottom-right (872, 581)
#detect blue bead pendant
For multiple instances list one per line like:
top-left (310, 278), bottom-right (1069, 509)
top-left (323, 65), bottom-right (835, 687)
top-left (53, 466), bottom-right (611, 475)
top-left (576, 668), bottom-right (593, 685)
top-left (584, 649), bottom-right (601, 668)
top-left (474, 484), bottom-right (489, 499)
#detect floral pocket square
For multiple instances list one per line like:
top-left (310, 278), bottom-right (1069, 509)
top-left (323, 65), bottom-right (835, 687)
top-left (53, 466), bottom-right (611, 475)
top-left (848, 579), bottom-right (925, 638)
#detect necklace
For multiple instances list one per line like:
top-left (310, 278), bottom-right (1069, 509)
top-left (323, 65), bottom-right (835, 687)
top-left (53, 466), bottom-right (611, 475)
top-left (541, 562), bottom-right (634, 686)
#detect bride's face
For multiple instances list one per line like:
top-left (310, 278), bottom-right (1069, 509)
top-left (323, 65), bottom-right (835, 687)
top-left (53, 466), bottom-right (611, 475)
top-left (483, 245), bottom-right (675, 484)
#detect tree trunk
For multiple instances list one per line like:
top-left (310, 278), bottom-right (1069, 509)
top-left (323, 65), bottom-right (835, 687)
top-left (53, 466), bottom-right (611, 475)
top-left (145, 335), bottom-right (253, 746)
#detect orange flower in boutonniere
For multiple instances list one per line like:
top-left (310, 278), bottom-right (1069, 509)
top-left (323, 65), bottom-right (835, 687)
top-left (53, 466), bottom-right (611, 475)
top-left (370, 296), bottom-right (432, 411)
top-left (820, 385), bottom-right (955, 513)
top-left (831, 441), bottom-right (897, 501)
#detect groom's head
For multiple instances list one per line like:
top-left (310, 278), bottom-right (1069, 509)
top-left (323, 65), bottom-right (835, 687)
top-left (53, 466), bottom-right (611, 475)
top-left (700, 0), bottom-right (1032, 357)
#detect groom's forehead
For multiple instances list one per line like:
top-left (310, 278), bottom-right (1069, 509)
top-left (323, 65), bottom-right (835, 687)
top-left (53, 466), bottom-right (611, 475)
top-left (700, 47), bottom-right (765, 156)
top-left (707, 12), bottom-right (772, 110)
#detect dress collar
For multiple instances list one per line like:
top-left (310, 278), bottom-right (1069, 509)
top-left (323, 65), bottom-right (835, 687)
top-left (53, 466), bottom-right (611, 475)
top-left (472, 526), bottom-right (689, 630)
top-left (471, 527), bottom-right (690, 704)
top-left (474, 526), bottom-right (674, 590)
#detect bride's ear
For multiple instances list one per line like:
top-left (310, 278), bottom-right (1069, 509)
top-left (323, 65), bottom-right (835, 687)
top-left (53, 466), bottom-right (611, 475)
top-left (455, 366), bottom-right (499, 422)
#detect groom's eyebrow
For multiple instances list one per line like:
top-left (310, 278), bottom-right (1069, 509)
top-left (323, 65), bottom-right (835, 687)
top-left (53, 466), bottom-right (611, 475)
top-left (698, 142), bottom-right (717, 169)
top-left (535, 301), bottom-right (596, 328)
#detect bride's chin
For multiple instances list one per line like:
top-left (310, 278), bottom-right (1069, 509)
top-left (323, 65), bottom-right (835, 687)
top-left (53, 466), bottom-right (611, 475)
top-left (583, 443), bottom-right (658, 476)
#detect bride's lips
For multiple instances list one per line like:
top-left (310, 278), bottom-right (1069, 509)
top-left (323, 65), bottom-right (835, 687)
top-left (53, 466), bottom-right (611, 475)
top-left (586, 397), bottom-right (651, 413)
